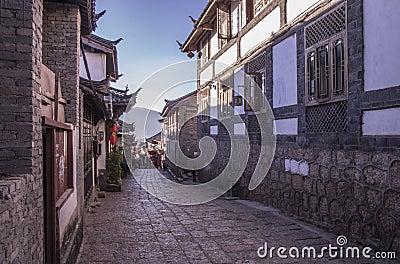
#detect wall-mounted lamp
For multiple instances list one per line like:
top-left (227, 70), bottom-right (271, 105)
top-left (187, 51), bottom-right (194, 58)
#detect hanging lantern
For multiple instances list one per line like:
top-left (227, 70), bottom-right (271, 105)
top-left (110, 124), bottom-right (118, 133)
top-left (110, 133), bottom-right (117, 146)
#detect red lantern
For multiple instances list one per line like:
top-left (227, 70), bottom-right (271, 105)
top-left (110, 134), bottom-right (117, 145)
top-left (110, 124), bottom-right (118, 133)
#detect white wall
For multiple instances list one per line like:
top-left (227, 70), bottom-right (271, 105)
top-left (275, 118), bottom-right (298, 135)
top-left (287, 0), bottom-right (320, 23)
top-left (80, 52), bottom-right (107, 81)
top-left (364, 0), bottom-right (400, 91)
top-left (200, 64), bottom-right (214, 86)
top-left (362, 107), bottom-right (400, 136)
top-left (240, 7), bottom-right (280, 56)
top-left (58, 190), bottom-right (77, 239)
top-left (273, 34), bottom-right (298, 108)
top-left (210, 29), bottom-right (219, 59)
top-left (215, 43), bottom-right (237, 76)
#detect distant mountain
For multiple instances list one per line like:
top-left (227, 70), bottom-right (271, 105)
top-left (122, 107), bottom-right (162, 141)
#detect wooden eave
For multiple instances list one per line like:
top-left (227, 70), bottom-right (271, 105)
top-left (181, 0), bottom-right (220, 52)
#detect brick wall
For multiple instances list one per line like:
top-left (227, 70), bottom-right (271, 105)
top-left (42, 1), bottom-right (81, 126)
top-left (0, 0), bottom-right (44, 262)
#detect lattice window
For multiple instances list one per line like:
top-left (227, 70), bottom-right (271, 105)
top-left (305, 2), bottom-right (348, 106)
top-left (305, 4), bottom-right (346, 49)
top-left (248, 53), bottom-right (266, 73)
top-left (306, 101), bottom-right (348, 133)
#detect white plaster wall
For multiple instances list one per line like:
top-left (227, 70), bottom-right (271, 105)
top-left (59, 190), bottom-right (77, 239)
top-left (215, 43), bottom-right (237, 76)
top-left (210, 125), bottom-right (218, 135)
top-left (364, 0), bottom-right (400, 91)
top-left (273, 34), bottom-right (298, 108)
top-left (274, 118), bottom-right (298, 135)
top-left (59, 128), bottom-right (79, 239)
top-left (231, 4), bottom-right (240, 37)
top-left (287, 0), bottom-right (320, 23)
top-left (80, 52), bottom-right (107, 81)
top-left (200, 64), bottom-right (214, 86)
top-left (210, 29), bottom-right (219, 58)
top-left (362, 107), bottom-right (400, 136)
top-left (97, 120), bottom-right (106, 170)
top-left (240, 7), bottom-right (280, 56)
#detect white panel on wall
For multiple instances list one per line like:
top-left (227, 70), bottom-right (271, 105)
top-left (210, 125), bottom-right (218, 135)
top-left (240, 7), bottom-right (280, 56)
top-left (215, 43), bottom-right (237, 76)
top-left (287, 0), bottom-right (320, 23)
top-left (200, 64), bottom-right (213, 86)
top-left (362, 107), bottom-right (400, 136)
top-left (364, 0), bottom-right (400, 91)
top-left (274, 118), bottom-right (298, 135)
top-left (234, 123), bottom-right (246, 135)
top-left (273, 35), bottom-right (298, 108)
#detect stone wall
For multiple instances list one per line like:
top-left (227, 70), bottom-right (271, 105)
top-left (0, 0), bottom-right (44, 262)
top-left (0, 175), bottom-right (44, 263)
top-left (237, 146), bottom-right (400, 253)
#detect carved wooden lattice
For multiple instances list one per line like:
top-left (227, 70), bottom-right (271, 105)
top-left (306, 101), bottom-right (348, 133)
top-left (305, 4), bottom-right (346, 49)
top-left (248, 53), bottom-right (266, 73)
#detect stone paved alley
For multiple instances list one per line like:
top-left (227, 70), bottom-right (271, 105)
top-left (77, 170), bottom-right (396, 264)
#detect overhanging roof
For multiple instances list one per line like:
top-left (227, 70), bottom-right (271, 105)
top-left (160, 90), bottom-right (197, 117)
top-left (181, 0), bottom-right (220, 52)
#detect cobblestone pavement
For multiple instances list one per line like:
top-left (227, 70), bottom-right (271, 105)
top-left (77, 169), bottom-right (396, 264)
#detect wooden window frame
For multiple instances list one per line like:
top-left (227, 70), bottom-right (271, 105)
top-left (305, 32), bottom-right (348, 106)
top-left (200, 87), bottom-right (210, 122)
top-left (244, 71), bottom-right (266, 112)
top-left (218, 81), bottom-right (233, 118)
top-left (218, 3), bottom-right (231, 49)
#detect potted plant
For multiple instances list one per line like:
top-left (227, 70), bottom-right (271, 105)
top-left (106, 149), bottom-right (122, 192)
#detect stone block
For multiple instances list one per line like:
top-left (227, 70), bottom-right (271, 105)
top-left (384, 190), bottom-right (400, 215)
top-left (363, 165), bottom-right (388, 188)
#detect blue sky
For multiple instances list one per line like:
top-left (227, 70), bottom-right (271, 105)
top-left (95, 0), bottom-right (208, 111)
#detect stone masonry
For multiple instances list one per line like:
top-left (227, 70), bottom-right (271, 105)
top-left (0, 0), bottom-right (44, 263)
top-left (196, 0), bottom-right (400, 256)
